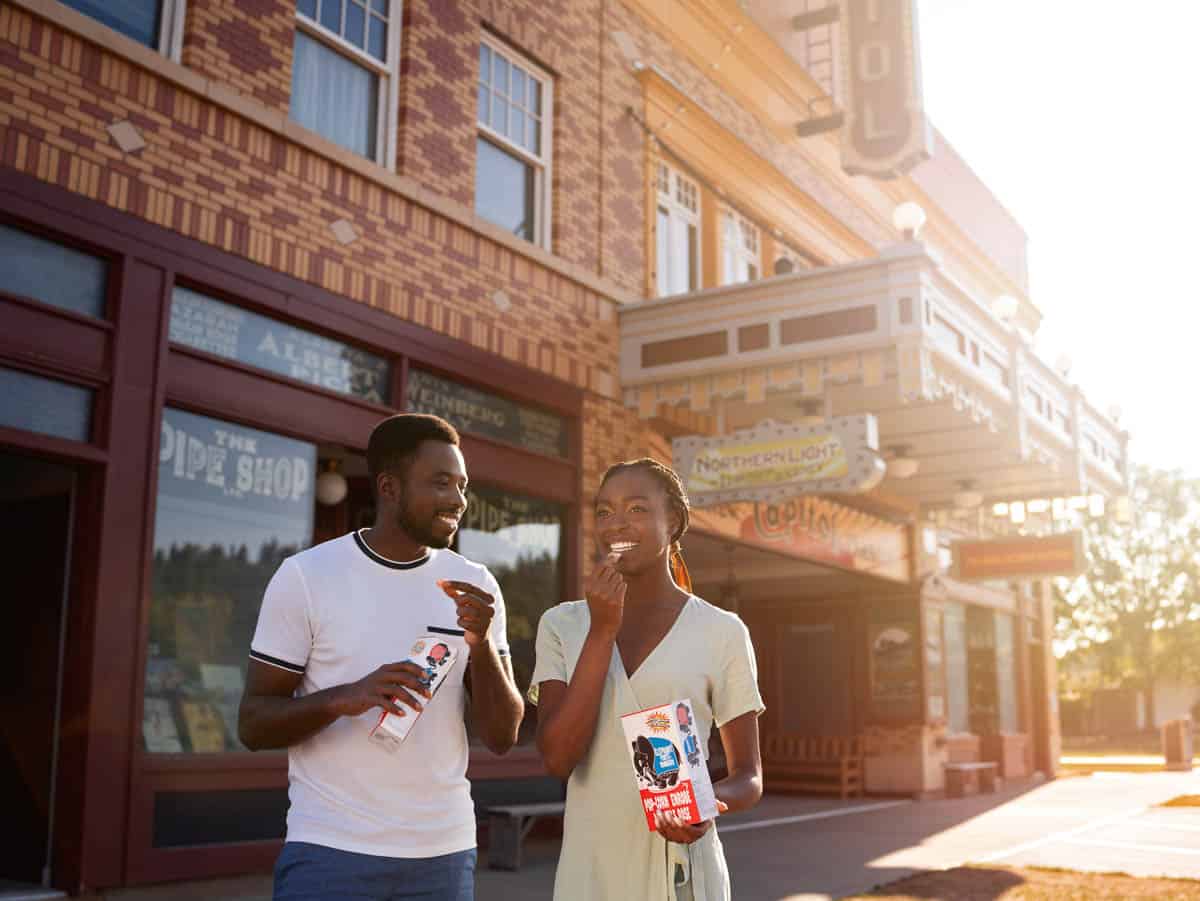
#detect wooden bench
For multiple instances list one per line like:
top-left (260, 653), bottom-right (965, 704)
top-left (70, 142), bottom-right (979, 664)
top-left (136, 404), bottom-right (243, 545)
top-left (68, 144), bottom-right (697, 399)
top-left (944, 761), bottom-right (998, 798)
top-left (762, 735), bottom-right (864, 799)
top-left (483, 801), bottom-right (565, 871)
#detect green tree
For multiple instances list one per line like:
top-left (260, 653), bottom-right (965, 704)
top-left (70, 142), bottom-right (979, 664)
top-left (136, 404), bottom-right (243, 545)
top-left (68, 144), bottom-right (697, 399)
top-left (1056, 465), bottom-right (1200, 728)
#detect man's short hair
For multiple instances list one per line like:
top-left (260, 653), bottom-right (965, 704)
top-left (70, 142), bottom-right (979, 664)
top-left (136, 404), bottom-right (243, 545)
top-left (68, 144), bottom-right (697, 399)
top-left (367, 414), bottom-right (460, 483)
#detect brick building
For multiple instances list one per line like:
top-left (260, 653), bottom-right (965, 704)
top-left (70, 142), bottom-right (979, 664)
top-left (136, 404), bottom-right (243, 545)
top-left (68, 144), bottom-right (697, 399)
top-left (0, 0), bottom-right (1127, 894)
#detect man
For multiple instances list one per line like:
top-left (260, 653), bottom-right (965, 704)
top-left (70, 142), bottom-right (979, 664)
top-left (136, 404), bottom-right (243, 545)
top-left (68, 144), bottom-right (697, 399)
top-left (239, 413), bottom-right (525, 900)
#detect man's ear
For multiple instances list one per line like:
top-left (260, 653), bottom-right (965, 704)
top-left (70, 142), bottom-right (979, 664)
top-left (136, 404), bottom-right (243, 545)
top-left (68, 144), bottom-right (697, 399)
top-left (376, 470), bottom-right (398, 504)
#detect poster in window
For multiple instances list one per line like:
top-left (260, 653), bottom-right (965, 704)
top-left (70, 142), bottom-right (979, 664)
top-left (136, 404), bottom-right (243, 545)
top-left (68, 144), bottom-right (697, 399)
top-left (869, 622), bottom-right (920, 717)
top-left (180, 699), bottom-right (228, 753)
top-left (143, 697), bottom-right (184, 753)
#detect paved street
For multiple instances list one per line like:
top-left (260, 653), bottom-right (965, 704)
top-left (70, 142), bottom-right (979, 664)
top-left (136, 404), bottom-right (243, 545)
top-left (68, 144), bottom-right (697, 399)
top-left (476, 771), bottom-right (1200, 900)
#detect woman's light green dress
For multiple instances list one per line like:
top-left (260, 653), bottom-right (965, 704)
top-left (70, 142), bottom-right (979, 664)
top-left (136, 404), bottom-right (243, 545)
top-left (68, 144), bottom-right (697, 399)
top-left (530, 595), bottom-right (765, 901)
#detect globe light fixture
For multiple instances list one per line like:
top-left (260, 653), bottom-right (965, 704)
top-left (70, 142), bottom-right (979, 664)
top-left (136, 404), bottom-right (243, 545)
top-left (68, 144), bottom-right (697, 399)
top-left (892, 201), bottom-right (927, 239)
top-left (316, 460), bottom-right (348, 506)
top-left (953, 479), bottom-right (983, 509)
top-left (885, 444), bottom-right (920, 479)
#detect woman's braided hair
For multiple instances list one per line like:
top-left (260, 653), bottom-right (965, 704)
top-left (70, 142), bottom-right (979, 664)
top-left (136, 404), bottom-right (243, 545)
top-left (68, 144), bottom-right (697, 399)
top-left (599, 458), bottom-right (692, 592)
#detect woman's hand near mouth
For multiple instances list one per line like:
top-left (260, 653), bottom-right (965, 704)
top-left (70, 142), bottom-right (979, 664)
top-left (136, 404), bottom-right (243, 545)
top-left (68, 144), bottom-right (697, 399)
top-left (585, 553), bottom-right (626, 638)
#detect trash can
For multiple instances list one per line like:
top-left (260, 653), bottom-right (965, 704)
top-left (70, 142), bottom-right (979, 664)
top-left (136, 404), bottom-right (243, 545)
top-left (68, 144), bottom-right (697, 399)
top-left (1162, 717), bottom-right (1194, 772)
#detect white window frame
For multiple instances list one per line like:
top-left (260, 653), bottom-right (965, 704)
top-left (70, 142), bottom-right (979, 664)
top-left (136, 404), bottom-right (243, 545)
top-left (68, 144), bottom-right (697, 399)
top-left (654, 161), bottom-right (701, 297)
top-left (721, 209), bottom-right (760, 286)
top-left (294, 1), bottom-right (402, 168)
top-left (477, 34), bottom-right (554, 250)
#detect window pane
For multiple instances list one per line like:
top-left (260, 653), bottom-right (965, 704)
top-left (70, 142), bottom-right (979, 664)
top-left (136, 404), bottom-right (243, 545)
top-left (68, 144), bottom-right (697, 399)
top-left (477, 84), bottom-right (489, 125)
top-left (492, 53), bottom-right (509, 97)
top-left (297, 0), bottom-right (317, 18)
top-left (144, 408), bottom-right (315, 753)
top-left (169, 286), bottom-right (392, 404)
top-left (406, 368), bottom-right (567, 457)
top-left (319, 0), bottom-right (341, 32)
top-left (529, 79), bottom-right (541, 116)
top-left (512, 68), bottom-right (526, 109)
top-left (345, 0), bottom-right (366, 48)
top-left (526, 115), bottom-right (540, 155)
top-left (944, 603), bottom-right (968, 732)
top-left (511, 109), bottom-right (527, 147)
top-left (0, 224), bottom-right (108, 318)
top-left (0, 368), bottom-right (93, 443)
top-left (479, 44), bottom-right (491, 87)
top-left (669, 213), bottom-right (690, 295)
top-left (656, 207), bottom-right (671, 298)
top-left (995, 612), bottom-right (1018, 733)
top-left (687, 223), bottom-right (699, 292)
top-left (58, 0), bottom-right (162, 48)
top-left (490, 95), bottom-right (509, 136)
top-left (371, 0), bottom-right (388, 13)
top-left (456, 484), bottom-right (562, 744)
top-left (475, 137), bottom-right (534, 243)
top-left (290, 31), bottom-right (378, 159)
top-left (367, 15), bottom-right (386, 61)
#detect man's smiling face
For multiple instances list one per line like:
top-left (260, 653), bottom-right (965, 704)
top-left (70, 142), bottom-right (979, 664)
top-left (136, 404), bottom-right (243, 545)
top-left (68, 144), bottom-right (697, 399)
top-left (393, 440), bottom-right (468, 549)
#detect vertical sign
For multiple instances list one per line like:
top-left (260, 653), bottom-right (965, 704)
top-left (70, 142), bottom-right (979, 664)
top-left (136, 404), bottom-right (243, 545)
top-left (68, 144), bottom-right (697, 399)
top-left (839, 0), bottom-right (932, 178)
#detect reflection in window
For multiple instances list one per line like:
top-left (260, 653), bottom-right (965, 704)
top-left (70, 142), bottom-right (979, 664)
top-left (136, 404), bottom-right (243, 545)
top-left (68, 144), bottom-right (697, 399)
top-left (57, 0), bottom-right (163, 49)
top-left (0, 223), bottom-right (108, 318)
top-left (995, 612), bottom-right (1018, 733)
top-left (143, 408), bottom-right (315, 753)
top-left (0, 368), bottom-right (93, 443)
top-left (291, 30), bottom-right (380, 160)
top-left (456, 484), bottom-right (562, 743)
top-left (943, 602), bottom-right (969, 733)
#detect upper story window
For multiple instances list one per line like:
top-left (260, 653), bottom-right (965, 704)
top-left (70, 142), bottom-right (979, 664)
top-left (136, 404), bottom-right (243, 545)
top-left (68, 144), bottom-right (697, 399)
top-left (654, 162), bottom-right (700, 297)
top-left (292, 0), bottom-right (398, 164)
top-left (57, 0), bottom-right (184, 58)
top-left (476, 37), bottom-right (553, 248)
top-left (721, 210), bottom-right (759, 286)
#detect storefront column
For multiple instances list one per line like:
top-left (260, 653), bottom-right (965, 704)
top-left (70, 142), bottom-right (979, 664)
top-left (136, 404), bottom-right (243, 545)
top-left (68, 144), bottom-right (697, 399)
top-left (1034, 579), bottom-right (1062, 777)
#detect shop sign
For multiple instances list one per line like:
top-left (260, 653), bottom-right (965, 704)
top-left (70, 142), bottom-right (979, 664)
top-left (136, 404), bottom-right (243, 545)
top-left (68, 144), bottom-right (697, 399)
top-left (158, 407), bottom-right (316, 519)
top-left (736, 495), bottom-right (910, 582)
top-left (406, 368), bottom-right (567, 458)
top-left (952, 531), bottom-right (1086, 582)
top-left (672, 416), bottom-right (885, 506)
top-left (839, 0), bottom-right (932, 178)
top-left (169, 287), bottom-right (391, 404)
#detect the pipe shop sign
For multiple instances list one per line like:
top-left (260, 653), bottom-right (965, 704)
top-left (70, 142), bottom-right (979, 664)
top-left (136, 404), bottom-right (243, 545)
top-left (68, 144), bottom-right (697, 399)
top-left (838, 0), bottom-right (932, 178)
top-left (672, 415), bottom-right (885, 506)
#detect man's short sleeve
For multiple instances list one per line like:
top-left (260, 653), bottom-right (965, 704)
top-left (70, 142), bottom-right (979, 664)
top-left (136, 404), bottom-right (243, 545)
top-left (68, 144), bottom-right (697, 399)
top-left (712, 615), bottom-right (766, 728)
top-left (249, 557), bottom-right (312, 674)
top-left (528, 607), bottom-right (568, 705)
top-left (481, 568), bottom-right (510, 658)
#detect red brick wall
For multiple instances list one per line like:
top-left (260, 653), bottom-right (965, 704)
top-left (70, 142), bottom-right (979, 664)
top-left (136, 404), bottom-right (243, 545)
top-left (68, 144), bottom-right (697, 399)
top-left (182, 0), bottom-right (294, 113)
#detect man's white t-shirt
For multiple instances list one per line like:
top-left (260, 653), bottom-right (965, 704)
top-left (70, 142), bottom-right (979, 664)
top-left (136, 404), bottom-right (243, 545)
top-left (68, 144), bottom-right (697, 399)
top-left (249, 529), bottom-right (509, 858)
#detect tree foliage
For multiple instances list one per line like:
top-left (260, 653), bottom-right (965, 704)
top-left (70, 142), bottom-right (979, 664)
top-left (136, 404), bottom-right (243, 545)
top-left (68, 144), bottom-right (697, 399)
top-left (1056, 466), bottom-right (1200, 715)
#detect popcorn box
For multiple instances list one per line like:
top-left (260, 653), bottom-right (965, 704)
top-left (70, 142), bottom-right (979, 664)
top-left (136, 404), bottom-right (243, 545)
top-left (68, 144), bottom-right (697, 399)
top-left (621, 698), bottom-right (719, 831)
top-left (369, 634), bottom-right (460, 751)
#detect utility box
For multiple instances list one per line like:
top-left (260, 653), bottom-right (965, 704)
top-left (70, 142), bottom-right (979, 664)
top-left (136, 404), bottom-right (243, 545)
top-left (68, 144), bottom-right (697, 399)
top-left (1162, 717), bottom-right (1194, 772)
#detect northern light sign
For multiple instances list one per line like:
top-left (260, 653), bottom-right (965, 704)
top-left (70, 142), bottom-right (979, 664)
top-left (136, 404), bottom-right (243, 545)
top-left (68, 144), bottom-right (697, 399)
top-left (672, 415), bottom-right (885, 506)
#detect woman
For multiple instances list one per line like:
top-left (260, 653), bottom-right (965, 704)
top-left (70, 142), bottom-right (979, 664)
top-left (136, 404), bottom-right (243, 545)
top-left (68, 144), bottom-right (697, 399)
top-left (531, 458), bottom-right (764, 900)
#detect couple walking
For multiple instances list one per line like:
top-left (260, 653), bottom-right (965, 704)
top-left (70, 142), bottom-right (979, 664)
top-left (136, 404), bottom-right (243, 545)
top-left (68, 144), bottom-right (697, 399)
top-left (240, 413), bottom-right (764, 900)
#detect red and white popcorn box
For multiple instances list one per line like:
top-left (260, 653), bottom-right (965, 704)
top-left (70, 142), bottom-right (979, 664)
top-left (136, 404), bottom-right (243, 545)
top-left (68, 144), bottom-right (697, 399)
top-left (369, 634), bottom-right (460, 751)
top-left (621, 698), bottom-right (719, 831)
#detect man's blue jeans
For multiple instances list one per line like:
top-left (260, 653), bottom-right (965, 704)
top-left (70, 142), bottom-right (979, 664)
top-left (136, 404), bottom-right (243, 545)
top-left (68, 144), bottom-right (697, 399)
top-left (273, 841), bottom-right (476, 901)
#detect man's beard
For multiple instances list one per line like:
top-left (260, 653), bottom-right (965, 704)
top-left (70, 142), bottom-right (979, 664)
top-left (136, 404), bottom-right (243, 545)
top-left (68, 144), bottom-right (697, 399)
top-left (395, 491), bottom-right (452, 549)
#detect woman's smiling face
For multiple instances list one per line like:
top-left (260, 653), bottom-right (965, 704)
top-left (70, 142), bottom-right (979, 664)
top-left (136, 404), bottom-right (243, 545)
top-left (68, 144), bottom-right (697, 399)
top-left (594, 468), bottom-right (678, 574)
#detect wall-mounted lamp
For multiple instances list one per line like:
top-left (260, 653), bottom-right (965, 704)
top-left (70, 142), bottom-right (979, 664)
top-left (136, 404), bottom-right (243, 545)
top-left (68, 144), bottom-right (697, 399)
top-left (885, 444), bottom-right (920, 479)
top-left (953, 479), bottom-right (983, 510)
top-left (316, 459), bottom-right (348, 506)
top-left (892, 201), bottom-right (927, 240)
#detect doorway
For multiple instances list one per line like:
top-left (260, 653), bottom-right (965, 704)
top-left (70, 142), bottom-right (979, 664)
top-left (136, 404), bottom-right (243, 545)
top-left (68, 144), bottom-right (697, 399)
top-left (776, 614), bottom-right (855, 736)
top-left (0, 451), bottom-right (76, 894)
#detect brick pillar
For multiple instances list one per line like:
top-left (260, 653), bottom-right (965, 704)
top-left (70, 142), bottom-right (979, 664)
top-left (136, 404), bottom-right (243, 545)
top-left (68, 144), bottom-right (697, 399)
top-left (182, 0), bottom-right (295, 113)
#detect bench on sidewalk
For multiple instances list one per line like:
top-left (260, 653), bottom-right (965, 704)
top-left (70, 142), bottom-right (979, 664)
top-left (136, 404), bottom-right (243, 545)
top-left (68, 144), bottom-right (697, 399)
top-left (944, 761), bottom-right (998, 798)
top-left (762, 734), bottom-right (864, 799)
top-left (483, 801), bottom-right (566, 871)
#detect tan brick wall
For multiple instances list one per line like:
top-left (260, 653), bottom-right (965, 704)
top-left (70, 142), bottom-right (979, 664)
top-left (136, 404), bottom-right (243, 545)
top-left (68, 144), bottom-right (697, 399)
top-left (182, 0), bottom-right (294, 113)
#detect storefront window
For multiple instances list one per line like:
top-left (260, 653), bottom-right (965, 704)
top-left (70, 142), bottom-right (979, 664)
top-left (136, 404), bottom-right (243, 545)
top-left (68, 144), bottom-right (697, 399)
top-left (455, 483), bottom-right (562, 741)
top-left (943, 602), bottom-right (969, 733)
top-left (0, 367), bottom-right (93, 442)
top-left (169, 286), bottom-right (392, 404)
top-left (995, 612), bottom-right (1018, 733)
top-left (406, 368), bottom-right (567, 458)
top-left (0, 223), bottom-right (108, 318)
top-left (966, 605), bottom-right (999, 735)
top-left (143, 408), bottom-right (315, 753)
top-left (924, 606), bottom-right (946, 722)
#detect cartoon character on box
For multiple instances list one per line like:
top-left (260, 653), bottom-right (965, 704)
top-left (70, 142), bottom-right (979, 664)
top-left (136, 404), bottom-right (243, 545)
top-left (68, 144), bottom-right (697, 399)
top-left (632, 734), bottom-right (681, 790)
top-left (677, 701), bottom-right (701, 767)
top-left (415, 641), bottom-right (452, 690)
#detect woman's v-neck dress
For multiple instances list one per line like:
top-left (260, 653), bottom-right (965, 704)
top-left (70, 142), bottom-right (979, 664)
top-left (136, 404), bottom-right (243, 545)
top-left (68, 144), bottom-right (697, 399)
top-left (530, 595), bottom-right (765, 901)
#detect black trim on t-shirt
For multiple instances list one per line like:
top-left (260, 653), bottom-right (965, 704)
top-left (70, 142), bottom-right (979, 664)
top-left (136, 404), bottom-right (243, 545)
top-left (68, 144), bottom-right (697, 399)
top-left (353, 529), bottom-right (431, 570)
top-left (428, 626), bottom-right (466, 636)
top-left (249, 649), bottom-right (306, 674)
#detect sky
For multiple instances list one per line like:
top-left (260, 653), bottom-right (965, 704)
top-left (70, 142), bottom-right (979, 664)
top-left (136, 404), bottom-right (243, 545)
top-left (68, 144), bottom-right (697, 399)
top-left (915, 1), bottom-right (1200, 476)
